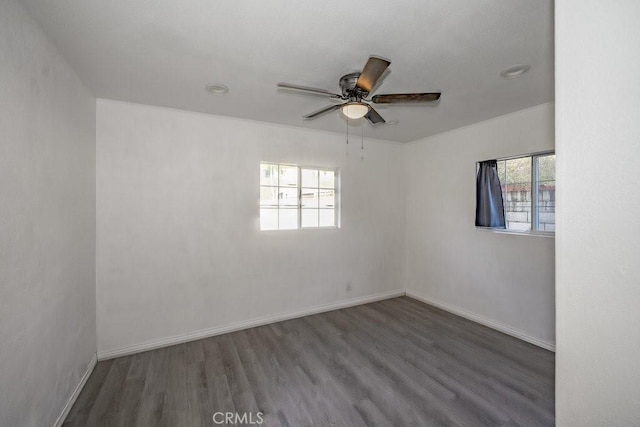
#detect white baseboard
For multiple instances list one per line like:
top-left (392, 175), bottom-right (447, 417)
top-left (406, 291), bottom-right (555, 352)
top-left (98, 289), bottom-right (405, 360)
top-left (54, 353), bottom-right (97, 427)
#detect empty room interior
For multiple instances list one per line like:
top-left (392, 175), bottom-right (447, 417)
top-left (1, 0), bottom-right (639, 426)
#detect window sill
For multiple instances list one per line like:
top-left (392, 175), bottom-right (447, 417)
top-left (476, 227), bottom-right (555, 238)
top-left (259, 226), bottom-right (340, 232)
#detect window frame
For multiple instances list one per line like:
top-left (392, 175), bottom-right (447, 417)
top-left (476, 151), bottom-right (555, 237)
top-left (259, 162), bottom-right (339, 231)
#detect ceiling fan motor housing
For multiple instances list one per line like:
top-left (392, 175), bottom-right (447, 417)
top-left (339, 73), bottom-right (367, 100)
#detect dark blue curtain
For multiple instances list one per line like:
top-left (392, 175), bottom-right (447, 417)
top-left (475, 160), bottom-right (506, 228)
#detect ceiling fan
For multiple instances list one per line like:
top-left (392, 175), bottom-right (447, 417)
top-left (277, 56), bottom-right (441, 124)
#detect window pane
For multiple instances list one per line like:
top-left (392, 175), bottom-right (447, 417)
top-left (279, 187), bottom-right (298, 206)
top-left (279, 165), bottom-right (298, 187)
top-left (278, 208), bottom-right (298, 230)
top-left (497, 160), bottom-right (506, 185)
top-left (536, 154), bottom-right (556, 232)
top-left (301, 209), bottom-right (319, 228)
top-left (260, 163), bottom-right (278, 186)
top-left (260, 208), bottom-right (278, 230)
top-left (319, 189), bottom-right (335, 208)
top-left (319, 209), bottom-right (335, 227)
top-left (301, 169), bottom-right (318, 188)
top-left (319, 170), bottom-right (335, 189)
top-left (504, 157), bottom-right (531, 185)
top-left (301, 188), bottom-right (318, 208)
top-left (260, 186), bottom-right (278, 207)
top-left (502, 157), bottom-right (532, 231)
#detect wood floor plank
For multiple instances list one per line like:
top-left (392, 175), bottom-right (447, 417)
top-left (243, 326), bottom-right (312, 426)
top-left (159, 344), bottom-right (190, 427)
top-left (326, 308), bottom-right (504, 426)
top-left (62, 360), bottom-right (114, 426)
top-left (112, 351), bottom-right (151, 427)
top-left (66, 297), bottom-right (555, 426)
top-left (134, 348), bottom-right (168, 427)
top-left (185, 343), bottom-right (210, 427)
top-left (251, 324), bottom-right (324, 426)
top-left (86, 356), bottom-right (131, 426)
top-left (344, 305), bottom-right (512, 426)
top-left (273, 321), bottom-right (369, 427)
top-left (299, 313), bottom-right (449, 426)
top-left (379, 298), bottom-right (555, 399)
top-left (353, 304), bottom-right (517, 416)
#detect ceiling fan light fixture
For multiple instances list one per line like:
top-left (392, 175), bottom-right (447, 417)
top-left (341, 102), bottom-right (369, 119)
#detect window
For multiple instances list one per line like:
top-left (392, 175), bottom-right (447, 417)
top-left (259, 163), bottom-right (337, 230)
top-left (493, 152), bottom-right (555, 233)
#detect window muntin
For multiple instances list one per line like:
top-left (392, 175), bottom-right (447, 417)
top-left (494, 152), bottom-right (555, 233)
top-left (260, 163), bottom-right (337, 231)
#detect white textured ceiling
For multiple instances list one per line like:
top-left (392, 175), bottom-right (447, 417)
top-left (21, 0), bottom-right (553, 142)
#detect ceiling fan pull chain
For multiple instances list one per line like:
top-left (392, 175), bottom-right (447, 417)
top-left (346, 118), bottom-right (349, 145)
top-left (360, 123), bottom-right (365, 161)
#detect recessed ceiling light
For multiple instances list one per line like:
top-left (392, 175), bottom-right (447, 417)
top-left (500, 64), bottom-right (531, 79)
top-left (205, 83), bottom-right (229, 94)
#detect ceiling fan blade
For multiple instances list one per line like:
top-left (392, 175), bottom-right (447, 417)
top-left (277, 82), bottom-right (342, 98)
top-left (371, 92), bottom-right (441, 104)
top-left (356, 56), bottom-right (391, 93)
top-left (365, 106), bottom-right (386, 124)
top-left (303, 104), bottom-right (343, 119)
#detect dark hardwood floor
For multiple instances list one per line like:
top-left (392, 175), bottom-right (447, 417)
top-left (64, 297), bottom-right (555, 426)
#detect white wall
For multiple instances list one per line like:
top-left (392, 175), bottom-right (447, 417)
top-left (96, 100), bottom-right (405, 356)
top-left (556, 1), bottom-right (640, 425)
top-left (0, 0), bottom-right (96, 425)
top-left (403, 103), bottom-right (555, 349)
